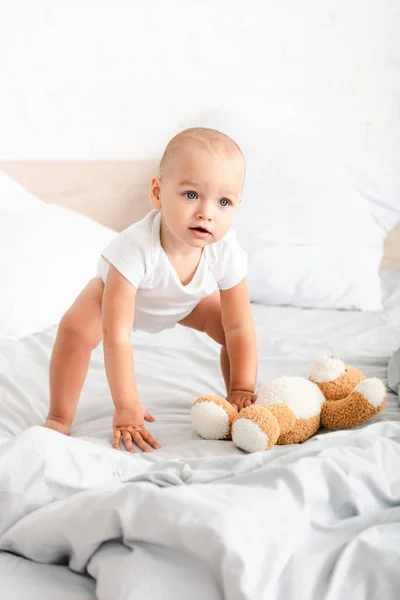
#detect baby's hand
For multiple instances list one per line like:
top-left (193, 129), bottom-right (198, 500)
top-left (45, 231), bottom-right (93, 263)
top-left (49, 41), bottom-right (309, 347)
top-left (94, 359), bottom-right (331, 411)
top-left (113, 404), bottom-right (160, 453)
top-left (227, 390), bottom-right (257, 412)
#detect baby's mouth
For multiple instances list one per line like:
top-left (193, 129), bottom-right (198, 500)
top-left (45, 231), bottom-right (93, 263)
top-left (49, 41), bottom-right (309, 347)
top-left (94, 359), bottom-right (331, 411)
top-left (190, 226), bottom-right (211, 234)
top-left (189, 226), bottom-right (212, 238)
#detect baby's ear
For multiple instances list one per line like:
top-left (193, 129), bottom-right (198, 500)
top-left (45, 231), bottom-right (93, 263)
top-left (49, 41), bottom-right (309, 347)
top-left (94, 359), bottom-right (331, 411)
top-left (150, 176), bottom-right (162, 208)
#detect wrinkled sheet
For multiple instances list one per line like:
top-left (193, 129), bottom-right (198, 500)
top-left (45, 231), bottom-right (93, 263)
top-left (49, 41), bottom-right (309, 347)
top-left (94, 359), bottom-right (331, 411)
top-left (0, 270), bottom-right (399, 599)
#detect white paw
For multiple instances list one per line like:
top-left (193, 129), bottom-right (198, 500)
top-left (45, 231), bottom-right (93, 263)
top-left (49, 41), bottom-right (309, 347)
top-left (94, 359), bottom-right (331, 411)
top-left (191, 401), bottom-right (231, 440)
top-left (355, 378), bottom-right (386, 408)
top-left (232, 418), bottom-right (269, 453)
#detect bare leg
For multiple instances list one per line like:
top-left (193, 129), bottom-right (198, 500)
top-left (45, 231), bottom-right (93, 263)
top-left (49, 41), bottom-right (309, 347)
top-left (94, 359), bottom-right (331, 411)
top-left (45, 278), bottom-right (104, 433)
top-left (179, 291), bottom-right (229, 393)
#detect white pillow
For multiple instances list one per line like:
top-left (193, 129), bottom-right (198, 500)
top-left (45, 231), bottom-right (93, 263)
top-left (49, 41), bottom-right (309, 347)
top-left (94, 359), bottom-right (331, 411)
top-left (0, 171), bottom-right (117, 340)
top-left (187, 110), bottom-right (400, 310)
top-left (0, 170), bottom-right (42, 208)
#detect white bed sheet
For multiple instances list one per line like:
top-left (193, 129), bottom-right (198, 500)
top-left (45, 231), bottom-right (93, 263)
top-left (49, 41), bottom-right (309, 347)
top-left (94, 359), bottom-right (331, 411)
top-left (0, 270), bottom-right (399, 599)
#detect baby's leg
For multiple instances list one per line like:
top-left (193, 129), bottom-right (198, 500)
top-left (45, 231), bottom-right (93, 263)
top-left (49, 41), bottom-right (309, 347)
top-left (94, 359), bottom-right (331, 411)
top-left (45, 277), bottom-right (104, 433)
top-left (178, 290), bottom-right (229, 393)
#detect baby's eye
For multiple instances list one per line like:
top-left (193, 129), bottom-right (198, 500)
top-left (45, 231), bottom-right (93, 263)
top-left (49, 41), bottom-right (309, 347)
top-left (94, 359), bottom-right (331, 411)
top-left (219, 198), bottom-right (231, 207)
top-left (184, 191), bottom-right (198, 200)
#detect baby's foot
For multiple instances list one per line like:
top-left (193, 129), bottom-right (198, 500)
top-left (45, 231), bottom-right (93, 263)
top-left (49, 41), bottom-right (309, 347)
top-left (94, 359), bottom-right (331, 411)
top-left (43, 418), bottom-right (71, 435)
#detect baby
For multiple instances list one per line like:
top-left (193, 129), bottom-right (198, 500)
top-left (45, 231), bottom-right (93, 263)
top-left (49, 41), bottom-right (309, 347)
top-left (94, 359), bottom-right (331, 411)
top-left (44, 127), bottom-right (258, 452)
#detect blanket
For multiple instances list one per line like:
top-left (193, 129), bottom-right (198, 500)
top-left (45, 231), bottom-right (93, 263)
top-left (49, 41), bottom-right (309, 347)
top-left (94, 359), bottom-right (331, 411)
top-left (1, 424), bottom-right (400, 600)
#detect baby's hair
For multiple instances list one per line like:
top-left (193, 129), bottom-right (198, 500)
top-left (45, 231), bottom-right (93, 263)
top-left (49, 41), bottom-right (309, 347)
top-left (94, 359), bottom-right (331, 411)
top-left (158, 127), bottom-right (244, 178)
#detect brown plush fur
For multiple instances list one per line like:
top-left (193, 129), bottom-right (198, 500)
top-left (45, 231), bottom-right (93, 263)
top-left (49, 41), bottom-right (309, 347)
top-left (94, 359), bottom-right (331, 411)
top-left (311, 366), bottom-right (365, 401)
top-left (277, 414), bottom-right (321, 445)
top-left (234, 405), bottom-right (280, 449)
top-left (321, 391), bottom-right (386, 429)
top-left (267, 404), bottom-right (296, 435)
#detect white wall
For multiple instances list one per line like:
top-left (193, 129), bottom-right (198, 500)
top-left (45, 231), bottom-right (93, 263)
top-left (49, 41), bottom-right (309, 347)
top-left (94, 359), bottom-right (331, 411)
top-left (0, 0), bottom-right (399, 160)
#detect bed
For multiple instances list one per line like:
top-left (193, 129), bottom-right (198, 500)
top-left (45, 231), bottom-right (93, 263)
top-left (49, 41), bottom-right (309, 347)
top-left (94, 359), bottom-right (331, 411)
top-left (0, 156), bottom-right (399, 600)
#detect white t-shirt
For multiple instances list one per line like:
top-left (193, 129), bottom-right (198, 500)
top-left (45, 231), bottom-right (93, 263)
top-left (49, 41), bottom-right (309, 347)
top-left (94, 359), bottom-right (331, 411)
top-left (96, 209), bottom-right (247, 333)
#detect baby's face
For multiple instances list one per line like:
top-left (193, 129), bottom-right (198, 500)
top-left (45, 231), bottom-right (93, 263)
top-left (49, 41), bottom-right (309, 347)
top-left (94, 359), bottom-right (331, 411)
top-left (151, 147), bottom-right (245, 249)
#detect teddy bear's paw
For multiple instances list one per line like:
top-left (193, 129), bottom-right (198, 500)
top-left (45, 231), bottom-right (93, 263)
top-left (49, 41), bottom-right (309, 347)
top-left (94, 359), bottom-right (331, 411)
top-left (231, 405), bottom-right (280, 453)
top-left (191, 396), bottom-right (237, 440)
top-left (309, 356), bottom-right (366, 401)
top-left (321, 377), bottom-right (387, 430)
top-left (355, 378), bottom-right (387, 410)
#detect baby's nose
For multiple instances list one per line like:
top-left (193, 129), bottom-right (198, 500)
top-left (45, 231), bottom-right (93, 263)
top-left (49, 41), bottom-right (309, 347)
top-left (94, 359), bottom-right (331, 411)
top-left (196, 203), bottom-right (213, 220)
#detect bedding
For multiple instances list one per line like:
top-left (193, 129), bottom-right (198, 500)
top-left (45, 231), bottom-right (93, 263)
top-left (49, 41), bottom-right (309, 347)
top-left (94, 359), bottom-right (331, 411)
top-left (187, 109), bottom-right (400, 310)
top-left (0, 269), bottom-right (399, 600)
top-left (0, 170), bottom-right (117, 341)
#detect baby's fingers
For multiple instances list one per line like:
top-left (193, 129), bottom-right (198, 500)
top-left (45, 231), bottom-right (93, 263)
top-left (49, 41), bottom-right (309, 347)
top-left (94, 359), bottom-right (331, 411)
top-left (122, 430), bottom-right (136, 453)
top-left (144, 409), bottom-right (156, 422)
top-left (113, 428), bottom-right (122, 449)
top-left (131, 430), bottom-right (152, 453)
top-left (142, 429), bottom-right (160, 450)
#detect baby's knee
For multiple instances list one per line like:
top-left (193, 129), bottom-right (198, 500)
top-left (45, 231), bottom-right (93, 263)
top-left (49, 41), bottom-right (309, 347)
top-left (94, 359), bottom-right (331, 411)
top-left (59, 312), bottom-right (86, 342)
top-left (59, 308), bottom-right (102, 350)
top-left (59, 278), bottom-right (104, 348)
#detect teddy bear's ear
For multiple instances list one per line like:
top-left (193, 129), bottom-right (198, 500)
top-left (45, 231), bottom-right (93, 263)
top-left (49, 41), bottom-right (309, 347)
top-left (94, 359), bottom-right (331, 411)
top-left (309, 356), bottom-right (366, 401)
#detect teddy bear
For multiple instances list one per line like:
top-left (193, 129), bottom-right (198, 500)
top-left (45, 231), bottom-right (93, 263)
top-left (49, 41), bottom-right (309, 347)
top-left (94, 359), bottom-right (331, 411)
top-left (191, 356), bottom-right (387, 453)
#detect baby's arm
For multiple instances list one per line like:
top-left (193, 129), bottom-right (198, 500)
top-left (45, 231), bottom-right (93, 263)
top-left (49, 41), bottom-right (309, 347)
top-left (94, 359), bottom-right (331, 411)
top-left (220, 278), bottom-right (258, 410)
top-left (102, 265), bottom-right (160, 452)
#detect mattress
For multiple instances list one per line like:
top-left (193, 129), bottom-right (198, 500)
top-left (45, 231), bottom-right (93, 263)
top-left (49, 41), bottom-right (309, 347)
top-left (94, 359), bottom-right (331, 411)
top-left (0, 270), bottom-right (399, 600)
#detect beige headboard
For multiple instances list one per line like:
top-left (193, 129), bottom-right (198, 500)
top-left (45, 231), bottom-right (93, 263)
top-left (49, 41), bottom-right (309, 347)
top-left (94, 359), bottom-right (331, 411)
top-left (0, 161), bottom-right (158, 233)
top-left (1, 161), bottom-right (399, 269)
